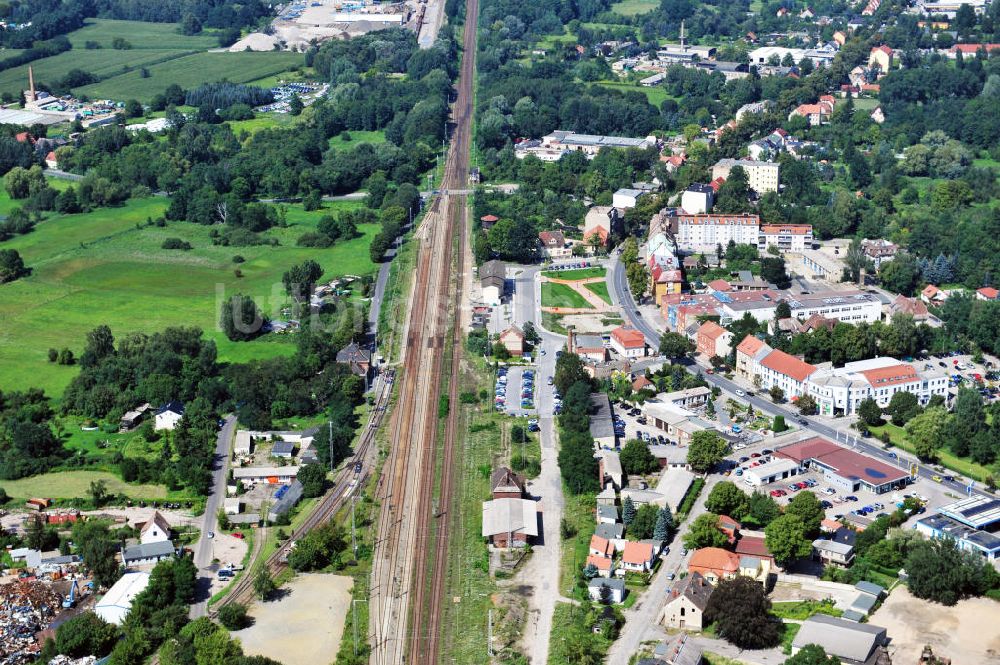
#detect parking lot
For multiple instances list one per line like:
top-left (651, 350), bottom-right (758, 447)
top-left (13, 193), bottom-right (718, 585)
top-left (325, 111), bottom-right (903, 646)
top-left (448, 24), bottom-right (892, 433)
top-left (610, 403), bottom-right (675, 448)
top-left (926, 351), bottom-right (1000, 402)
top-left (495, 365), bottom-right (538, 417)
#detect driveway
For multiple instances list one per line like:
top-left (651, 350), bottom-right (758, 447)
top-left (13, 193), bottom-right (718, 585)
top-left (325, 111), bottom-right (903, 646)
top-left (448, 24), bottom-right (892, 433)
top-left (511, 264), bottom-right (566, 664)
top-left (190, 414), bottom-right (236, 618)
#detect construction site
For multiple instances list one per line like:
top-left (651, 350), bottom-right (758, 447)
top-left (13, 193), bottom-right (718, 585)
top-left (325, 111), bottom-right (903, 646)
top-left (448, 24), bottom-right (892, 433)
top-left (230, 0), bottom-right (445, 51)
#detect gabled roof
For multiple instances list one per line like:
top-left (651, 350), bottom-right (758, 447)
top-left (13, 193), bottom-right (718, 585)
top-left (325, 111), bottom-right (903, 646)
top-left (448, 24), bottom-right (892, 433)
top-left (922, 284), bottom-right (940, 298)
top-left (860, 364), bottom-right (918, 388)
top-left (622, 541), bottom-right (655, 565)
top-left (595, 522), bottom-right (624, 540)
top-left (666, 571), bottom-right (714, 611)
top-left (336, 341), bottom-right (371, 364)
top-left (734, 534), bottom-right (772, 559)
top-left (978, 287), bottom-right (999, 300)
top-left (586, 554), bottom-right (613, 570)
top-left (156, 401), bottom-right (184, 416)
top-left (491, 467), bottom-right (525, 495)
top-left (792, 614), bottom-right (886, 663)
top-left (590, 534), bottom-right (615, 557)
top-left (122, 540), bottom-right (175, 563)
top-left (539, 230), bottom-right (566, 247)
top-left (632, 375), bottom-right (654, 391)
top-left (760, 349), bottom-right (816, 383)
top-left (480, 260), bottom-right (506, 282)
top-left (500, 325), bottom-right (525, 340)
top-left (140, 511), bottom-right (171, 537)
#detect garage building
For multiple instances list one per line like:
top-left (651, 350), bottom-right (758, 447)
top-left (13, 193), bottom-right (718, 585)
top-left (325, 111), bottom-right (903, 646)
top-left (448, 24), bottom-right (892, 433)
top-left (743, 458), bottom-right (800, 487)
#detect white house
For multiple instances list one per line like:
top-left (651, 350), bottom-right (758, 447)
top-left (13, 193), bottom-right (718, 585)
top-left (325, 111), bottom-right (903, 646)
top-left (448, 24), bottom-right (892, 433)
top-left (224, 498), bottom-right (242, 515)
top-left (609, 326), bottom-right (647, 359)
top-left (95, 572), bottom-right (150, 625)
top-left (480, 260), bottom-right (506, 306)
top-left (588, 577), bottom-right (626, 603)
top-left (613, 188), bottom-right (645, 209)
top-left (680, 184), bottom-right (715, 214)
top-left (139, 511), bottom-right (171, 545)
top-left (154, 401), bottom-right (184, 431)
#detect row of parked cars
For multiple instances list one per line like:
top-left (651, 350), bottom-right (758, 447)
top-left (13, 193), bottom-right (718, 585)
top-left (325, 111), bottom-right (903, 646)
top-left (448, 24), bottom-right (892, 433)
top-left (549, 261), bottom-right (593, 271)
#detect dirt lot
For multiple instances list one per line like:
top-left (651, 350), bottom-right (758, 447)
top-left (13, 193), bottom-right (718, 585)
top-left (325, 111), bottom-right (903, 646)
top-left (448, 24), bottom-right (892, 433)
top-left (233, 573), bottom-right (353, 665)
top-left (870, 586), bottom-right (1000, 663)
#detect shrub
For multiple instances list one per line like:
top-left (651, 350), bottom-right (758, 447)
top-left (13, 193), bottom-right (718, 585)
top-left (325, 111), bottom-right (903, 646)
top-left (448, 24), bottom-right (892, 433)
top-left (161, 237), bottom-right (192, 250)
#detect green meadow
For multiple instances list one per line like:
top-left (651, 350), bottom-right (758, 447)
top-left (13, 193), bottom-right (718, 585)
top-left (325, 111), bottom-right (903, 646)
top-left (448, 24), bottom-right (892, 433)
top-left (66, 19), bottom-right (220, 51)
top-left (0, 194), bottom-right (379, 397)
top-left (74, 51), bottom-right (304, 103)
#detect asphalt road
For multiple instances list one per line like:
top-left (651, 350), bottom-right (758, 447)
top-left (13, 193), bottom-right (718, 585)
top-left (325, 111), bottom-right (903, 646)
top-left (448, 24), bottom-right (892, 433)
top-left (190, 414), bottom-right (237, 618)
top-left (607, 256), bottom-right (978, 497)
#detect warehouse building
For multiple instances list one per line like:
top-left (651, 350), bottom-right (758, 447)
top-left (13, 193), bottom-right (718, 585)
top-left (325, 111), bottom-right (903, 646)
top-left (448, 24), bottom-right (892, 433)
top-left (742, 457), bottom-right (801, 487)
top-left (915, 495), bottom-right (1000, 560)
top-left (95, 572), bottom-right (150, 625)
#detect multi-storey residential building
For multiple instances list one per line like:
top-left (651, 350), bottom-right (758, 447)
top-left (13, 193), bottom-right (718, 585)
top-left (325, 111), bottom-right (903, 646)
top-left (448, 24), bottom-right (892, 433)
top-left (860, 238), bottom-right (898, 269)
top-left (675, 213), bottom-right (760, 251)
top-left (758, 224), bottom-right (813, 253)
top-left (807, 357), bottom-right (949, 416)
top-left (735, 335), bottom-right (949, 415)
top-left (711, 159), bottom-right (780, 194)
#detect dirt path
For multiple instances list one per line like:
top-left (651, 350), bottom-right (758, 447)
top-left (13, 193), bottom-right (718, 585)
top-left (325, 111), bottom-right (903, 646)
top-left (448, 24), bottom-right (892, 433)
top-left (234, 573), bottom-right (354, 665)
top-left (869, 586), bottom-right (1000, 663)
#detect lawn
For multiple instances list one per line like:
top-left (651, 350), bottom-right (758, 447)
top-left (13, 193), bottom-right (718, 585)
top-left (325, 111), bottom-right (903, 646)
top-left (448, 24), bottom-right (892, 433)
top-left (780, 622), bottom-right (802, 655)
top-left (542, 311), bottom-right (568, 335)
top-left (595, 80), bottom-right (672, 106)
top-left (0, 195), bottom-right (379, 396)
top-left (541, 267), bottom-right (606, 281)
top-left (853, 97), bottom-right (880, 111)
top-left (610, 0), bottom-right (658, 14)
top-left (0, 470), bottom-right (168, 500)
top-left (771, 599), bottom-right (842, 620)
top-left (74, 51), bottom-right (304, 103)
top-left (226, 113), bottom-right (298, 136)
top-left (0, 49), bottom-right (193, 98)
top-left (583, 281), bottom-right (612, 304)
top-left (867, 422), bottom-right (992, 482)
top-left (328, 130), bottom-right (387, 150)
top-left (559, 493), bottom-right (596, 596)
top-left (541, 282), bottom-right (592, 309)
top-left (67, 19), bottom-right (220, 50)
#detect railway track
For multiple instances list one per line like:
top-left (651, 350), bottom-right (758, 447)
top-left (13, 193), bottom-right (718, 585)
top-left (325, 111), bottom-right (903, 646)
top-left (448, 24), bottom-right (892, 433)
top-left (369, 0), bottom-right (478, 661)
top-left (212, 369), bottom-right (395, 611)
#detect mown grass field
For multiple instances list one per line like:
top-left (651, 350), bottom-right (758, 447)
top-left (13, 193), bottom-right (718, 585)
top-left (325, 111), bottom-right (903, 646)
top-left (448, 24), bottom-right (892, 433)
top-left (595, 80), bottom-right (672, 106)
top-left (226, 113), bottom-right (298, 136)
top-left (328, 130), bottom-right (387, 150)
top-left (67, 19), bottom-right (220, 50)
top-left (0, 49), bottom-right (191, 98)
top-left (0, 470), bottom-right (168, 500)
top-left (0, 193), bottom-right (378, 397)
top-left (541, 267), bottom-right (605, 281)
top-left (610, 0), bottom-right (658, 15)
top-left (541, 282), bottom-right (592, 309)
top-left (868, 422), bottom-right (991, 481)
top-left (584, 281), bottom-right (612, 304)
top-left (75, 51), bottom-right (303, 103)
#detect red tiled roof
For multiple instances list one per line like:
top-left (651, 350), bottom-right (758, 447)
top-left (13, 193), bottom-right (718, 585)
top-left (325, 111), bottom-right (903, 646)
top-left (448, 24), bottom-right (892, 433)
top-left (677, 213), bottom-right (758, 227)
top-left (776, 437), bottom-right (909, 486)
top-left (760, 349), bottom-right (816, 383)
top-left (539, 230), bottom-right (565, 247)
top-left (872, 44), bottom-right (893, 55)
top-left (689, 547), bottom-right (739, 573)
top-left (734, 535), bottom-right (771, 560)
top-left (698, 321), bottom-right (728, 341)
top-left (978, 287), bottom-right (999, 300)
top-left (708, 279), bottom-right (731, 292)
top-left (922, 284), bottom-right (940, 298)
top-left (860, 364), bottom-right (918, 388)
top-left (587, 554), bottom-right (612, 570)
top-left (632, 375), bottom-right (654, 391)
top-left (480, 214), bottom-right (499, 222)
top-left (612, 326), bottom-right (645, 348)
top-left (622, 541), bottom-right (655, 565)
top-left (590, 535), bottom-right (614, 557)
top-left (736, 334), bottom-right (765, 357)
top-left (585, 226), bottom-right (609, 244)
top-left (951, 43), bottom-right (1000, 54)
top-left (760, 224), bottom-right (812, 235)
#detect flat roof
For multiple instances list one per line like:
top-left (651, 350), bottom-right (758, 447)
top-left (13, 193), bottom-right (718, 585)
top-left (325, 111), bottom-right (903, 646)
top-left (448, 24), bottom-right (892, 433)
top-left (482, 498), bottom-right (539, 537)
top-left (939, 495), bottom-right (1000, 529)
top-left (776, 437), bottom-right (908, 487)
top-left (746, 457), bottom-right (800, 479)
top-left (232, 466), bottom-right (300, 478)
top-left (813, 538), bottom-right (854, 555)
